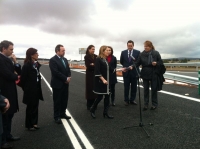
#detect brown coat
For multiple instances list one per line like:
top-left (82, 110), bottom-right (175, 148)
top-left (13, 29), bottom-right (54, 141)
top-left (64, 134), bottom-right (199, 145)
top-left (84, 54), bottom-right (97, 100)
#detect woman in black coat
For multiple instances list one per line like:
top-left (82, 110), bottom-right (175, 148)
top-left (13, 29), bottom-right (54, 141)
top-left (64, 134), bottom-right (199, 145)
top-left (21, 48), bottom-right (44, 131)
top-left (84, 45), bottom-right (97, 110)
top-left (90, 45), bottom-right (113, 119)
top-left (135, 41), bottom-right (162, 111)
top-left (107, 46), bottom-right (117, 106)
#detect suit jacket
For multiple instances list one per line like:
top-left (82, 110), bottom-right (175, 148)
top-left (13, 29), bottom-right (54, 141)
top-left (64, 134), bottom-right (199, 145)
top-left (108, 55), bottom-right (117, 85)
top-left (120, 49), bottom-right (140, 78)
top-left (49, 55), bottom-right (71, 89)
top-left (93, 57), bottom-right (109, 94)
top-left (0, 54), bottom-right (20, 114)
top-left (21, 62), bottom-right (44, 105)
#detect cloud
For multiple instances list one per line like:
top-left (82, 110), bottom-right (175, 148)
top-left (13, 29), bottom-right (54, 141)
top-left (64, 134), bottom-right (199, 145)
top-left (107, 0), bottom-right (134, 10)
top-left (0, 0), bottom-right (200, 59)
top-left (0, 0), bottom-right (99, 36)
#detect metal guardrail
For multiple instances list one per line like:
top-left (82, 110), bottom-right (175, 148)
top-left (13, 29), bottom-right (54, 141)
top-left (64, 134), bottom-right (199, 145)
top-left (70, 63), bottom-right (199, 86)
top-left (164, 73), bottom-right (198, 85)
top-left (117, 64), bottom-right (198, 85)
top-left (164, 63), bottom-right (200, 71)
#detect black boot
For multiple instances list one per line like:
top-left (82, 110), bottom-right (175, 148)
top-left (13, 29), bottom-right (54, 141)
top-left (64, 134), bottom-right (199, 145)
top-left (103, 96), bottom-right (114, 119)
top-left (90, 97), bottom-right (101, 118)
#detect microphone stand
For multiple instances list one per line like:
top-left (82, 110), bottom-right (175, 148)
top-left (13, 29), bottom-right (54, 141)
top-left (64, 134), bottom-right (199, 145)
top-left (123, 61), bottom-right (152, 138)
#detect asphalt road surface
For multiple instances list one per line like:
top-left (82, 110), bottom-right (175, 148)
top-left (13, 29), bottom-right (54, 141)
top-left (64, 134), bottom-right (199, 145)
top-left (9, 64), bottom-right (200, 149)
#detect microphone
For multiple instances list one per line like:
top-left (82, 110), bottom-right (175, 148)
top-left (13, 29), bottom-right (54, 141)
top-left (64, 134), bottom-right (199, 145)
top-left (130, 55), bottom-right (135, 61)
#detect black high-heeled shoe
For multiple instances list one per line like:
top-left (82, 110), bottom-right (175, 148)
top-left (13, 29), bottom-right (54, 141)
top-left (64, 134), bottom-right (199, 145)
top-left (28, 127), bottom-right (37, 131)
top-left (150, 106), bottom-right (157, 110)
top-left (103, 113), bottom-right (114, 119)
top-left (90, 112), bottom-right (96, 118)
top-left (33, 126), bottom-right (40, 129)
top-left (143, 106), bottom-right (148, 111)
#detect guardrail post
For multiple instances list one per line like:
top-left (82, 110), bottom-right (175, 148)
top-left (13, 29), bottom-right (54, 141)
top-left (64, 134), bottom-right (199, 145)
top-left (199, 71), bottom-right (200, 95)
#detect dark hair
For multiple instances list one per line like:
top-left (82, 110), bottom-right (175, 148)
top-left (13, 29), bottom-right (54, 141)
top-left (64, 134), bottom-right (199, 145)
top-left (0, 40), bottom-right (13, 52)
top-left (107, 46), bottom-right (113, 55)
top-left (144, 40), bottom-right (155, 50)
top-left (127, 40), bottom-right (134, 46)
top-left (55, 44), bottom-right (64, 53)
top-left (86, 45), bottom-right (94, 54)
top-left (24, 48), bottom-right (38, 64)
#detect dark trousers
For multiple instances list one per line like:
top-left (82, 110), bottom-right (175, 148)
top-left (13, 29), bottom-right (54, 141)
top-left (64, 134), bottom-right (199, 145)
top-left (110, 84), bottom-right (115, 103)
top-left (0, 134), bottom-right (1, 147)
top-left (91, 94), bottom-right (110, 113)
top-left (2, 113), bottom-right (14, 145)
top-left (143, 79), bottom-right (158, 107)
top-left (53, 84), bottom-right (69, 120)
top-left (25, 99), bottom-right (39, 128)
top-left (123, 75), bottom-right (137, 102)
top-left (87, 99), bottom-right (95, 109)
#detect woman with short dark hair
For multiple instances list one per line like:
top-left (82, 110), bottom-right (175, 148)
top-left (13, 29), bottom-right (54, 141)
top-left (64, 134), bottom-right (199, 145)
top-left (21, 48), bottom-right (44, 131)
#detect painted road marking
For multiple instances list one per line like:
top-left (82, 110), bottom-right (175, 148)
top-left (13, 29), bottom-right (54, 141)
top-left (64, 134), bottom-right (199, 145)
top-left (40, 73), bottom-right (94, 149)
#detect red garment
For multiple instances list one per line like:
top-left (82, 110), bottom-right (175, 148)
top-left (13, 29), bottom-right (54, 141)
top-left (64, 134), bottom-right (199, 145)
top-left (107, 55), bottom-right (112, 63)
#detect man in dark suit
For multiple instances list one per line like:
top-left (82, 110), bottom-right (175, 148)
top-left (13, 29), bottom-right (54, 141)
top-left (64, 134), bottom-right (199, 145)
top-left (120, 40), bottom-right (140, 106)
top-left (49, 44), bottom-right (71, 124)
top-left (0, 40), bottom-right (21, 149)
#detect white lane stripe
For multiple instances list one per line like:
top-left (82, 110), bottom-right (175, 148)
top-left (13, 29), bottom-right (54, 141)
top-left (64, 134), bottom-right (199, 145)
top-left (40, 73), bottom-right (52, 92)
top-left (65, 111), bottom-right (94, 149)
top-left (40, 73), bottom-right (94, 149)
top-left (71, 70), bottom-right (200, 102)
top-left (159, 90), bottom-right (200, 102)
top-left (61, 119), bottom-right (82, 149)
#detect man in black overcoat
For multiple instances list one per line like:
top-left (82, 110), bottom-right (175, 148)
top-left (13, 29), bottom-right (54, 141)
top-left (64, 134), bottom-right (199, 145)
top-left (49, 44), bottom-right (71, 124)
top-left (0, 40), bottom-right (21, 148)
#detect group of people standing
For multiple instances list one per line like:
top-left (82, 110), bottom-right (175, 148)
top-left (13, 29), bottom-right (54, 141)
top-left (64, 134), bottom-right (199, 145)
top-left (0, 39), bottom-right (164, 148)
top-left (84, 40), bottom-right (164, 119)
top-left (0, 41), bottom-right (45, 149)
top-left (0, 40), bottom-right (71, 149)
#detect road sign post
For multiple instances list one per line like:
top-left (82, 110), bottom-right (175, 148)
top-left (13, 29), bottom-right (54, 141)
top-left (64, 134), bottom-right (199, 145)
top-left (79, 48), bottom-right (86, 61)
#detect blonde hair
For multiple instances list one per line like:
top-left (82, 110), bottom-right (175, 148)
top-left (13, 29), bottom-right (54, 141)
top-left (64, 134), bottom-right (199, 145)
top-left (98, 45), bottom-right (108, 58)
top-left (144, 40), bottom-right (155, 50)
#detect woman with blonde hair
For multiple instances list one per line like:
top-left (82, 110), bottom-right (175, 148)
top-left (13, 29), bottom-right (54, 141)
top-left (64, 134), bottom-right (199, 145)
top-left (90, 45), bottom-right (114, 119)
top-left (135, 40), bottom-right (164, 111)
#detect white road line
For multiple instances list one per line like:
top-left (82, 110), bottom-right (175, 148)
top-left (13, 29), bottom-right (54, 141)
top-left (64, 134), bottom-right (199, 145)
top-left (71, 70), bottom-right (200, 103)
top-left (61, 119), bottom-right (82, 149)
top-left (40, 73), bottom-right (52, 92)
top-left (40, 73), bottom-right (94, 149)
top-left (65, 111), bottom-right (94, 149)
top-left (159, 90), bottom-right (200, 102)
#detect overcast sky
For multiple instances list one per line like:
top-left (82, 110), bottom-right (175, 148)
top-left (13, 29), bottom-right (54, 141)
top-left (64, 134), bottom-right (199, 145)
top-left (0, 0), bottom-right (199, 60)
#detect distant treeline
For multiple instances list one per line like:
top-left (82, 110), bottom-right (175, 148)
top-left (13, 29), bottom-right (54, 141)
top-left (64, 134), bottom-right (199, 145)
top-left (163, 58), bottom-right (200, 63)
top-left (17, 58), bottom-right (50, 60)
